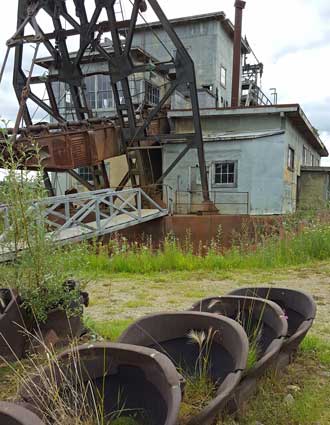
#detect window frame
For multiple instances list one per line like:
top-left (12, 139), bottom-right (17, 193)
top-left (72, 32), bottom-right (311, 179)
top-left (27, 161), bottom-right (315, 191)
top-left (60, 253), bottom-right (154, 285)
top-left (303, 146), bottom-right (308, 165)
top-left (212, 160), bottom-right (238, 188)
top-left (220, 66), bottom-right (227, 89)
top-left (84, 75), bottom-right (113, 111)
top-left (145, 81), bottom-right (160, 105)
top-left (77, 167), bottom-right (94, 183)
top-left (287, 146), bottom-right (295, 171)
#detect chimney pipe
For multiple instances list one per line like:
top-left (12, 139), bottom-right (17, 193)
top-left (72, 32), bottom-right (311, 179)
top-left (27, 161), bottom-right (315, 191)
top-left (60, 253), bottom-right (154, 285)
top-left (231, 0), bottom-right (246, 108)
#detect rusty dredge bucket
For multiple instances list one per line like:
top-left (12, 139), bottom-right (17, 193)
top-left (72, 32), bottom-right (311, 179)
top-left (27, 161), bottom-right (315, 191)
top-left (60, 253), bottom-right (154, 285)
top-left (0, 281), bottom-right (89, 361)
top-left (119, 311), bottom-right (249, 425)
top-left (0, 402), bottom-right (45, 425)
top-left (191, 295), bottom-right (288, 379)
top-left (20, 342), bottom-right (182, 425)
top-left (190, 295), bottom-right (288, 412)
top-left (228, 287), bottom-right (317, 355)
top-left (0, 289), bottom-right (26, 361)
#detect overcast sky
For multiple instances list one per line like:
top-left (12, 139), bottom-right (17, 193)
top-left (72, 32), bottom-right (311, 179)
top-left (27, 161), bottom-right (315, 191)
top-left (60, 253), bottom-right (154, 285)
top-left (0, 0), bottom-right (329, 162)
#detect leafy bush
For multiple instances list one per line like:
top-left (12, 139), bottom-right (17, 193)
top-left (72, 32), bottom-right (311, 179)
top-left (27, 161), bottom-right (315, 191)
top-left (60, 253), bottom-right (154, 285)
top-left (0, 126), bottom-right (79, 322)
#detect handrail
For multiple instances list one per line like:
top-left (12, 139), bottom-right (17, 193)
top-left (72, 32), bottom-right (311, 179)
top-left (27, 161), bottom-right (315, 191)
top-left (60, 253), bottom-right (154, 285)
top-left (174, 190), bottom-right (250, 214)
top-left (0, 188), bottom-right (170, 244)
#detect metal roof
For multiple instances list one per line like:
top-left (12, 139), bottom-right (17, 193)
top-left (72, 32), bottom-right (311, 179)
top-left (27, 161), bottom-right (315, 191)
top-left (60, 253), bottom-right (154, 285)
top-left (169, 104), bottom-right (328, 157)
top-left (163, 129), bottom-right (284, 144)
top-left (203, 130), bottom-right (285, 142)
top-left (35, 46), bottom-right (157, 69)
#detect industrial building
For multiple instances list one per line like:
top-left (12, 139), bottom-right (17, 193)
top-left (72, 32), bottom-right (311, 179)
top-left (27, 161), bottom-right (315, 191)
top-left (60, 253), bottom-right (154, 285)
top-left (49, 7), bottom-right (328, 215)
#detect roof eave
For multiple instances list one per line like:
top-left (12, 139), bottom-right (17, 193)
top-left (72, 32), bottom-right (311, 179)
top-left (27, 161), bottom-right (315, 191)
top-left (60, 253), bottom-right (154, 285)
top-left (169, 104), bottom-right (328, 157)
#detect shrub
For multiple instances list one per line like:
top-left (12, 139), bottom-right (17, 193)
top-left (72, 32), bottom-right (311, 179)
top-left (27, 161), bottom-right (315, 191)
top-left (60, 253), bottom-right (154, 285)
top-left (0, 126), bottom-right (79, 322)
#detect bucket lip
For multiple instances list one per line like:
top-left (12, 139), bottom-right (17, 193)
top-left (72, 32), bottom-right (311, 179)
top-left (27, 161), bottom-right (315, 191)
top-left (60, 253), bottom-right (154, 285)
top-left (227, 286), bottom-right (317, 319)
top-left (191, 295), bottom-right (289, 335)
top-left (119, 310), bottom-right (249, 338)
top-left (119, 311), bottom-right (249, 371)
top-left (187, 369), bottom-right (243, 425)
top-left (0, 401), bottom-right (45, 425)
top-left (57, 341), bottom-right (182, 384)
top-left (20, 342), bottom-right (182, 423)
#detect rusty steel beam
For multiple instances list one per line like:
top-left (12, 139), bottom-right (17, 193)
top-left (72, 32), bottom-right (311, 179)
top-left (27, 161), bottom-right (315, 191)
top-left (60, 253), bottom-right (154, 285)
top-left (4, 0), bottom-right (213, 204)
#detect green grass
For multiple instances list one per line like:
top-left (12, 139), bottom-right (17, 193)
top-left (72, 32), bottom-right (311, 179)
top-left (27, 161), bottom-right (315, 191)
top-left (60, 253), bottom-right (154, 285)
top-left (84, 317), bottom-right (133, 341)
top-left (220, 335), bottom-right (330, 425)
top-left (300, 334), bottom-right (330, 366)
top-left (3, 221), bottom-right (330, 282)
top-left (179, 375), bottom-right (216, 424)
top-left (57, 224), bottom-right (330, 278)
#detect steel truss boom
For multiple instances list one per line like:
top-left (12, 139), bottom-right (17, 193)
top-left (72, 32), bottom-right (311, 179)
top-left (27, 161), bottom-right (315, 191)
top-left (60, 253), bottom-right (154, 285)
top-left (5, 0), bottom-right (212, 205)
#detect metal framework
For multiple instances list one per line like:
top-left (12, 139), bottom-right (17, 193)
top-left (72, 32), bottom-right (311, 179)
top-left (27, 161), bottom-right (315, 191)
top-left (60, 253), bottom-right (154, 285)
top-left (0, 187), bottom-right (169, 258)
top-left (3, 0), bottom-right (212, 205)
top-left (241, 42), bottom-right (272, 107)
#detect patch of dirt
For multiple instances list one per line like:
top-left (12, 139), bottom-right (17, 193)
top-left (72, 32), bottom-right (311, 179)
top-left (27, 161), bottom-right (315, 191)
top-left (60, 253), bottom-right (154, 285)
top-left (85, 264), bottom-right (330, 339)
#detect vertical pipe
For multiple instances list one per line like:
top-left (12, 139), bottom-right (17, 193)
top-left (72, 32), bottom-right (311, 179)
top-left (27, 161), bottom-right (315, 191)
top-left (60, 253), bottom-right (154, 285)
top-left (231, 0), bottom-right (246, 108)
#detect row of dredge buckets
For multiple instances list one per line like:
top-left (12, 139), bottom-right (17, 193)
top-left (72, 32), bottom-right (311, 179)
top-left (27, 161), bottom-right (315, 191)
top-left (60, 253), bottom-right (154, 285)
top-left (1, 287), bottom-right (316, 425)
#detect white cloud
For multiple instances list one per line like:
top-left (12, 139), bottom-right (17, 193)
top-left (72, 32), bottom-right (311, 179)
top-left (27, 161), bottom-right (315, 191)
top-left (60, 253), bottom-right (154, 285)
top-left (0, 0), bottom-right (329, 154)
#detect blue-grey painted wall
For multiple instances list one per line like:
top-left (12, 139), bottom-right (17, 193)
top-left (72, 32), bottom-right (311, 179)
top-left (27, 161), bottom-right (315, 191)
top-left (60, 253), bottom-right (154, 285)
top-left (133, 18), bottom-right (235, 106)
top-left (163, 112), bottom-right (322, 215)
top-left (163, 134), bottom-right (286, 215)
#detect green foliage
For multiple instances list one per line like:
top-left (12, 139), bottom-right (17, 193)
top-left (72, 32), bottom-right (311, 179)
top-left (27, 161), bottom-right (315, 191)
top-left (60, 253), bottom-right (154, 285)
top-left (85, 317), bottom-right (133, 341)
top-left (246, 343), bottom-right (259, 370)
top-left (300, 335), bottom-right (330, 367)
top-left (179, 329), bottom-right (218, 423)
top-left (0, 126), bottom-right (79, 322)
top-left (220, 339), bottom-right (330, 425)
top-left (69, 221), bottom-right (330, 277)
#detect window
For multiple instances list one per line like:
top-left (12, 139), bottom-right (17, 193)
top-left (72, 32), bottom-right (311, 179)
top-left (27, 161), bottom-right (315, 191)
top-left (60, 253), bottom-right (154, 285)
top-left (316, 158), bottom-right (320, 166)
top-left (77, 167), bottom-right (93, 183)
top-left (220, 66), bottom-right (227, 88)
top-left (97, 75), bottom-right (112, 109)
top-left (85, 75), bottom-right (113, 110)
top-left (116, 79), bottom-right (141, 104)
top-left (311, 153), bottom-right (315, 166)
top-left (85, 76), bottom-right (96, 109)
top-left (303, 146), bottom-right (308, 165)
top-left (287, 147), bottom-right (295, 170)
top-left (145, 82), bottom-right (160, 105)
top-left (213, 161), bottom-right (237, 187)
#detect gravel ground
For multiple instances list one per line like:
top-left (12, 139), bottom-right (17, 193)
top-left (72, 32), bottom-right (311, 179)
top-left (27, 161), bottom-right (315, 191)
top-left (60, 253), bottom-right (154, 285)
top-left (85, 262), bottom-right (330, 339)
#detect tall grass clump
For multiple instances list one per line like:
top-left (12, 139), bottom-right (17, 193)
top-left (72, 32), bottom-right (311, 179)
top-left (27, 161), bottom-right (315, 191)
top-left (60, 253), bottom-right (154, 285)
top-left (2, 331), bottom-right (141, 425)
top-left (71, 219), bottom-right (330, 277)
top-left (179, 328), bottom-right (218, 424)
